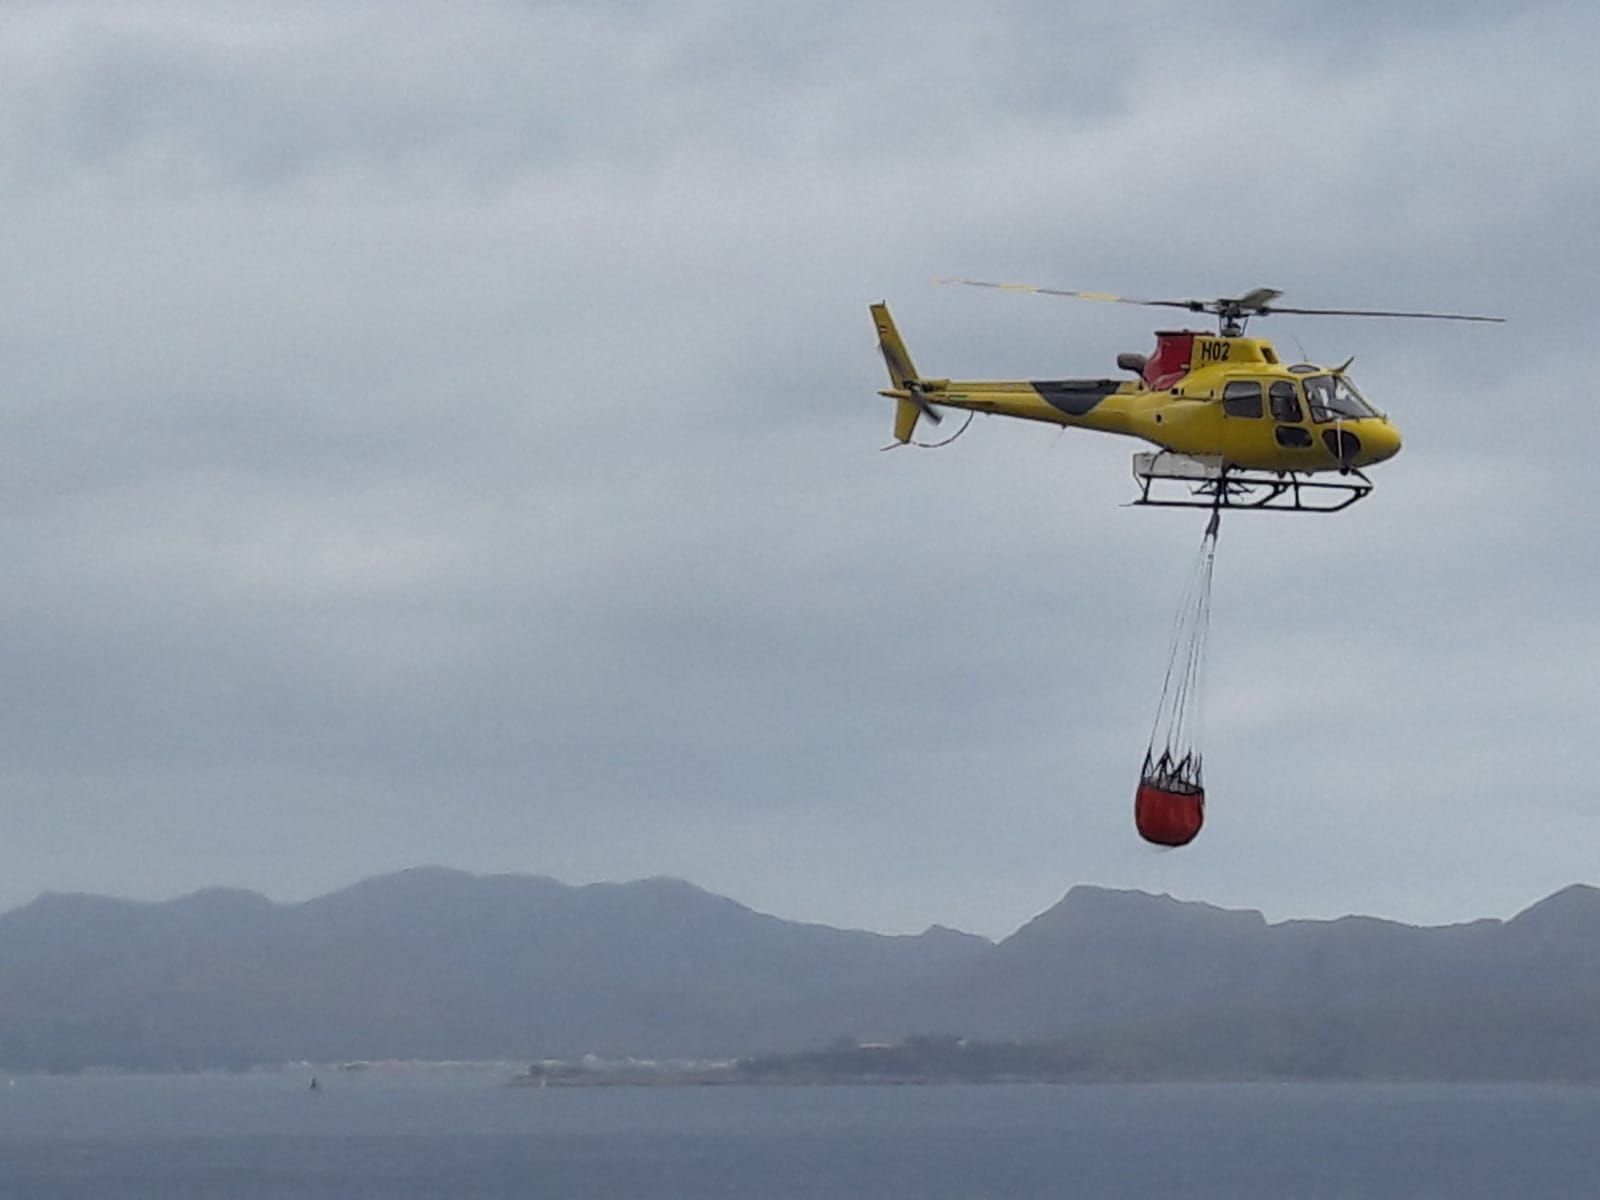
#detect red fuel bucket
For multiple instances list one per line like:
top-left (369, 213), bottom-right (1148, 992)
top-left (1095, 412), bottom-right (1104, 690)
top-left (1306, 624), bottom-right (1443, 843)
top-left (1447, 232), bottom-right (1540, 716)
top-left (1135, 781), bottom-right (1205, 847)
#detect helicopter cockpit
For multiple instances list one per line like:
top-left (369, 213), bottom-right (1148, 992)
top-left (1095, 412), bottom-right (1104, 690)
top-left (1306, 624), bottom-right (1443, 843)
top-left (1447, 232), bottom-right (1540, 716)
top-left (1300, 372), bottom-right (1380, 421)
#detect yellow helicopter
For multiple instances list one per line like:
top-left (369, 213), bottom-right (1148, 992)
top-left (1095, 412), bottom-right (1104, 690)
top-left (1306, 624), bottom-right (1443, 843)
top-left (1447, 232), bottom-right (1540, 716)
top-left (873, 281), bottom-right (1502, 512)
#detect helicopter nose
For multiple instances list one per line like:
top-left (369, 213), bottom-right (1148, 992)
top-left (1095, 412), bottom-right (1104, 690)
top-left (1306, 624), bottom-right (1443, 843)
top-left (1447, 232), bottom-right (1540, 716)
top-left (1326, 419), bottom-right (1401, 469)
top-left (1368, 420), bottom-right (1403, 463)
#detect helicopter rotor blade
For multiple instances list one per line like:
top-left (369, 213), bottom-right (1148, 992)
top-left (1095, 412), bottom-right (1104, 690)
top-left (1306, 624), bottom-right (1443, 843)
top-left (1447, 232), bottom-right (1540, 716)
top-left (1229, 287), bottom-right (1285, 311)
top-left (936, 278), bottom-right (1204, 312)
top-left (907, 381), bottom-right (943, 426)
top-left (1260, 304), bottom-right (1505, 323)
top-left (938, 278), bottom-right (1506, 326)
top-left (940, 279), bottom-right (1296, 319)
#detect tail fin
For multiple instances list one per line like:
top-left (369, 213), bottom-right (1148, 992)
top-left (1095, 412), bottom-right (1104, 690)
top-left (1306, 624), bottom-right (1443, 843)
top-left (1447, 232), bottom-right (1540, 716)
top-left (871, 302), bottom-right (927, 444)
top-left (872, 302), bottom-right (918, 388)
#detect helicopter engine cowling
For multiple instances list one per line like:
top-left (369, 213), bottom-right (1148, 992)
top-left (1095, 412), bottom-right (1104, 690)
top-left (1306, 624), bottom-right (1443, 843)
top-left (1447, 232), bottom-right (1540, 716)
top-left (1144, 332), bottom-right (1196, 389)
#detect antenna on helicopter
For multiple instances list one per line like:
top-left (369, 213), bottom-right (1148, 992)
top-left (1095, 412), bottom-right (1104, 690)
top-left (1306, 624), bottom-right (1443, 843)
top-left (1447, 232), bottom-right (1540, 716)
top-left (935, 279), bottom-right (1505, 337)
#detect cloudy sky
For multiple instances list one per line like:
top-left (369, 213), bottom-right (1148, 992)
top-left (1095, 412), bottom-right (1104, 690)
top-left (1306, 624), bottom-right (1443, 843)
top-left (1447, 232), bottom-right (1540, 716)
top-left (0, 1), bottom-right (1595, 938)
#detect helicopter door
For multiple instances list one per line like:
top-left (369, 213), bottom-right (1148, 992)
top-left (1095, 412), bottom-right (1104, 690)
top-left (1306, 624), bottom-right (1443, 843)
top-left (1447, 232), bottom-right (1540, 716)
top-left (1269, 381), bottom-right (1313, 450)
top-left (1219, 380), bottom-right (1265, 464)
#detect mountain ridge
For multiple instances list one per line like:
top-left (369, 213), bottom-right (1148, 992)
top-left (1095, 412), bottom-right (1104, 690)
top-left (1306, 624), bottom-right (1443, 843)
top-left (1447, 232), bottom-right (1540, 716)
top-left (0, 868), bottom-right (1595, 1077)
top-left (13, 870), bottom-right (1583, 938)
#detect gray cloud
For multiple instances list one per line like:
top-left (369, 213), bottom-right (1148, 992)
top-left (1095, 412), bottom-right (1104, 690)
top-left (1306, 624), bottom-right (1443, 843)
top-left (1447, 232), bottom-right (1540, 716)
top-left (0, 1), bottom-right (1595, 937)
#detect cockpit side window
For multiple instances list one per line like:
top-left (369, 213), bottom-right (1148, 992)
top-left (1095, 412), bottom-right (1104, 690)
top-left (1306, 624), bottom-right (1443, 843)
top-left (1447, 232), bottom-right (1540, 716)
top-left (1305, 374), bottom-right (1378, 422)
top-left (1222, 380), bottom-right (1263, 418)
top-left (1269, 381), bottom-right (1303, 422)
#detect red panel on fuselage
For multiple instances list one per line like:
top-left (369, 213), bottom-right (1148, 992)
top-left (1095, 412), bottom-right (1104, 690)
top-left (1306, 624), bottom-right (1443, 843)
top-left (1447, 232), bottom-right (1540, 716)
top-left (1144, 332), bottom-right (1195, 390)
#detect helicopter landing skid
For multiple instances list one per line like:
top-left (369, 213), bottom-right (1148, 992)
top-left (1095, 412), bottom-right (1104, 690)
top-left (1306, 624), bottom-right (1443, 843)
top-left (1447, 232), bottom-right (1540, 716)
top-left (1129, 452), bottom-right (1371, 513)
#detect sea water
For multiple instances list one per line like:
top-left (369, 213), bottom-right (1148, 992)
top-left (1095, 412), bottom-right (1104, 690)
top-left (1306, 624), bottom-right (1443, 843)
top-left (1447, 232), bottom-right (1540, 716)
top-left (0, 1070), bottom-right (1596, 1198)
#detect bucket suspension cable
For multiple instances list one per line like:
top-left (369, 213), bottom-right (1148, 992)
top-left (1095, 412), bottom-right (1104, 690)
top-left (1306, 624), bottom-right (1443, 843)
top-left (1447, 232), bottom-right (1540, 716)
top-left (1135, 507), bottom-right (1220, 847)
top-left (1145, 507), bottom-right (1220, 784)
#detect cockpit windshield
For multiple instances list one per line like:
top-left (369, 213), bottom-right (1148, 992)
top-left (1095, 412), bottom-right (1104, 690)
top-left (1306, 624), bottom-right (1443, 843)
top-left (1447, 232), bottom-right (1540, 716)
top-left (1303, 374), bottom-right (1377, 422)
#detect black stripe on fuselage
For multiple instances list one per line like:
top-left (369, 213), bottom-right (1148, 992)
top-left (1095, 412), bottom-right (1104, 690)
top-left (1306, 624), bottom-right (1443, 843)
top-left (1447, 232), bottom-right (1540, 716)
top-left (1030, 379), bottom-right (1121, 416)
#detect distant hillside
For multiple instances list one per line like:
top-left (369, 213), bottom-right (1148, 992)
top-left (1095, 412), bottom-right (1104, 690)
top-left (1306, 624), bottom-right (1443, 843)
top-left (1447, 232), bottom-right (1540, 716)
top-left (0, 868), bottom-right (1598, 1079)
top-left (873, 883), bottom-right (1600, 1080)
top-left (0, 867), bottom-right (988, 1070)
